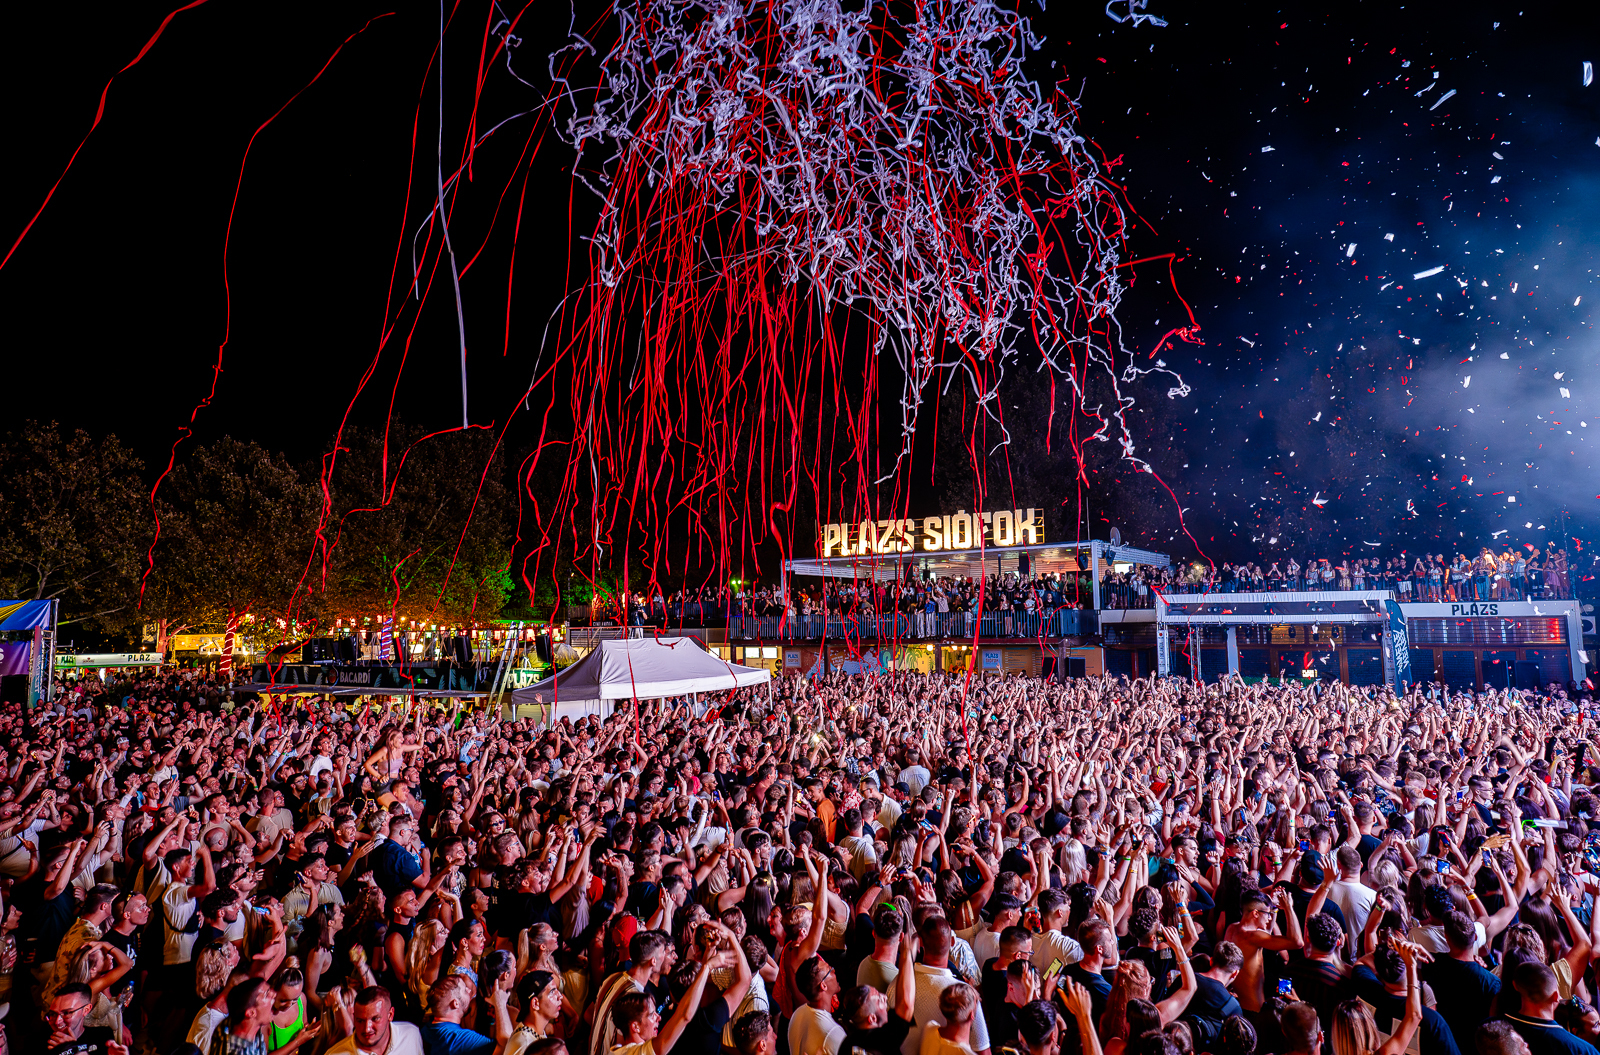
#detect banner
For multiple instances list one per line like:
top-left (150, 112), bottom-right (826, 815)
top-left (1384, 599), bottom-right (1411, 691)
top-left (0, 601), bottom-right (54, 632)
top-left (819, 507), bottom-right (1043, 557)
top-left (0, 641), bottom-right (29, 677)
top-left (980, 648), bottom-right (1002, 671)
top-left (56, 653), bottom-right (165, 668)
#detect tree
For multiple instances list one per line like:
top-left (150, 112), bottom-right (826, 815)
top-left (143, 437), bottom-right (320, 669)
top-left (0, 422), bottom-right (151, 631)
top-left (313, 426), bottom-right (515, 626)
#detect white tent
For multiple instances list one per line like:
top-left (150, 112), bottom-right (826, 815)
top-left (508, 636), bottom-right (770, 722)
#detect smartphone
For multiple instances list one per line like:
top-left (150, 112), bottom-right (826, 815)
top-left (1482, 850), bottom-right (1493, 867)
top-left (1436, 860), bottom-right (1450, 874)
top-left (1044, 958), bottom-right (1064, 982)
top-left (1298, 840), bottom-right (1310, 852)
top-left (1277, 979), bottom-right (1293, 996)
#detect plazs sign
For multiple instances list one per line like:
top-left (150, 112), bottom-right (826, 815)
top-left (819, 509), bottom-right (1043, 557)
top-left (1449, 603), bottom-right (1500, 616)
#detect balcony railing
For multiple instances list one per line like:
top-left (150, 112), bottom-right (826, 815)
top-left (727, 610), bottom-right (1095, 642)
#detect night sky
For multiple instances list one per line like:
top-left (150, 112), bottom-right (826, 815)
top-left (2, 0), bottom-right (1596, 568)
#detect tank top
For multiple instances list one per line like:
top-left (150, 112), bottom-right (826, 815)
top-left (268, 995), bottom-right (305, 1050)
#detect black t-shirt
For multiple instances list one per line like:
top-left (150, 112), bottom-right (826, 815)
top-left (1285, 885), bottom-right (1347, 934)
top-left (844, 1008), bottom-right (913, 1055)
top-left (46, 1027), bottom-right (116, 1055)
top-left (1422, 956), bottom-right (1502, 1054)
top-left (324, 841), bottom-right (353, 871)
top-left (1504, 1015), bottom-right (1600, 1055)
top-left (1122, 942), bottom-right (1179, 1000)
top-left (493, 891), bottom-right (559, 941)
top-left (979, 961), bottom-right (1012, 1048)
top-left (103, 926), bottom-right (139, 995)
top-left (1064, 963), bottom-right (1112, 1026)
top-left (677, 993), bottom-right (732, 1055)
top-left (1182, 974), bottom-right (1243, 1049)
top-left (14, 873), bottom-right (76, 965)
top-left (1349, 967), bottom-right (1463, 1055)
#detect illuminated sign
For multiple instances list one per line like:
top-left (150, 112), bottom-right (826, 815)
top-left (819, 508), bottom-right (1042, 557)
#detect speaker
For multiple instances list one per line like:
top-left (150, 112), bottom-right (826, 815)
top-left (0, 675), bottom-right (24, 705)
top-left (452, 635), bottom-right (472, 665)
top-left (1018, 554), bottom-right (1030, 577)
top-left (534, 634), bottom-right (552, 664)
top-left (1041, 656), bottom-right (1057, 680)
top-left (303, 638), bottom-right (338, 663)
top-left (336, 636), bottom-right (358, 663)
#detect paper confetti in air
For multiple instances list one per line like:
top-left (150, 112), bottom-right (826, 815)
top-left (1262, 145), bottom-right (1276, 152)
top-left (1562, 387), bottom-right (1572, 399)
top-left (1413, 265), bottom-right (1446, 280)
top-left (1384, 233), bottom-right (1394, 241)
top-left (1312, 492), bottom-right (1329, 507)
top-left (1346, 244), bottom-right (1357, 258)
top-left (1586, 61), bottom-right (1594, 86)
top-left (1463, 375), bottom-right (1472, 388)
top-left (1429, 88), bottom-right (1456, 110)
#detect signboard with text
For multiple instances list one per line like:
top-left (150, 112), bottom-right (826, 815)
top-left (819, 508), bottom-right (1042, 557)
top-left (56, 652), bottom-right (166, 668)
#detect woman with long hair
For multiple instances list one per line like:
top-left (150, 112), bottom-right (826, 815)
top-left (1328, 940), bottom-right (1424, 1055)
top-left (406, 917), bottom-right (448, 1006)
top-left (442, 917), bottom-right (488, 990)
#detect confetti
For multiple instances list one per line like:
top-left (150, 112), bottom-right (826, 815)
top-left (1413, 265), bottom-right (1445, 280)
top-left (1428, 88), bottom-right (1456, 110)
top-left (1586, 60), bottom-right (1595, 86)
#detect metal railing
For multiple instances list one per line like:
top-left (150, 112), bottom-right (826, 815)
top-left (728, 609), bottom-right (1095, 642)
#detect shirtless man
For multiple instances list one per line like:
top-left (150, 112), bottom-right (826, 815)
top-left (1224, 887), bottom-right (1305, 1012)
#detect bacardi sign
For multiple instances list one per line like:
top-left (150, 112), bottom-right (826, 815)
top-left (820, 509), bottom-right (1042, 557)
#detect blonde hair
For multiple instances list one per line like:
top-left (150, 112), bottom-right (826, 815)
top-left (940, 982), bottom-right (978, 1024)
top-left (408, 919), bottom-right (447, 1004)
top-left (1330, 998), bottom-right (1382, 1055)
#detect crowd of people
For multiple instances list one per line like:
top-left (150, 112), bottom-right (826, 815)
top-left (1147, 548), bottom-right (1581, 603)
top-left (7, 663), bottom-right (1600, 1055)
top-left (611, 546), bottom-right (1587, 629)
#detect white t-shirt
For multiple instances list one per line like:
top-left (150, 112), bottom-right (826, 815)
top-left (789, 1005), bottom-right (847, 1055)
top-left (161, 881), bottom-right (200, 965)
top-left (903, 964), bottom-right (990, 1055)
top-left (325, 1020), bottom-right (426, 1055)
top-left (897, 766), bottom-right (932, 796)
top-left (839, 834), bottom-right (878, 881)
top-left (189, 1006), bottom-right (227, 1052)
top-left (1030, 929), bottom-right (1085, 973)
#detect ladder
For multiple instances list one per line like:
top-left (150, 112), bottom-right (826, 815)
top-left (488, 622), bottom-right (523, 711)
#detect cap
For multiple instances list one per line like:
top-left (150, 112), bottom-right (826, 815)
top-left (892, 781), bottom-right (911, 794)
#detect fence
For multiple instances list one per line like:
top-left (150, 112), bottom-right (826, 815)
top-left (728, 609), bottom-right (1095, 642)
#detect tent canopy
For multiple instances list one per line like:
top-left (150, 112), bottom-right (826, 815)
top-left (509, 636), bottom-right (769, 717)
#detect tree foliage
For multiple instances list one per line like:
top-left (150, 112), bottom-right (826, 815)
top-left (313, 427), bottom-right (515, 625)
top-left (0, 422), bottom-right (151, 630)
top-left (143, 437), bottom-right (320, 642)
